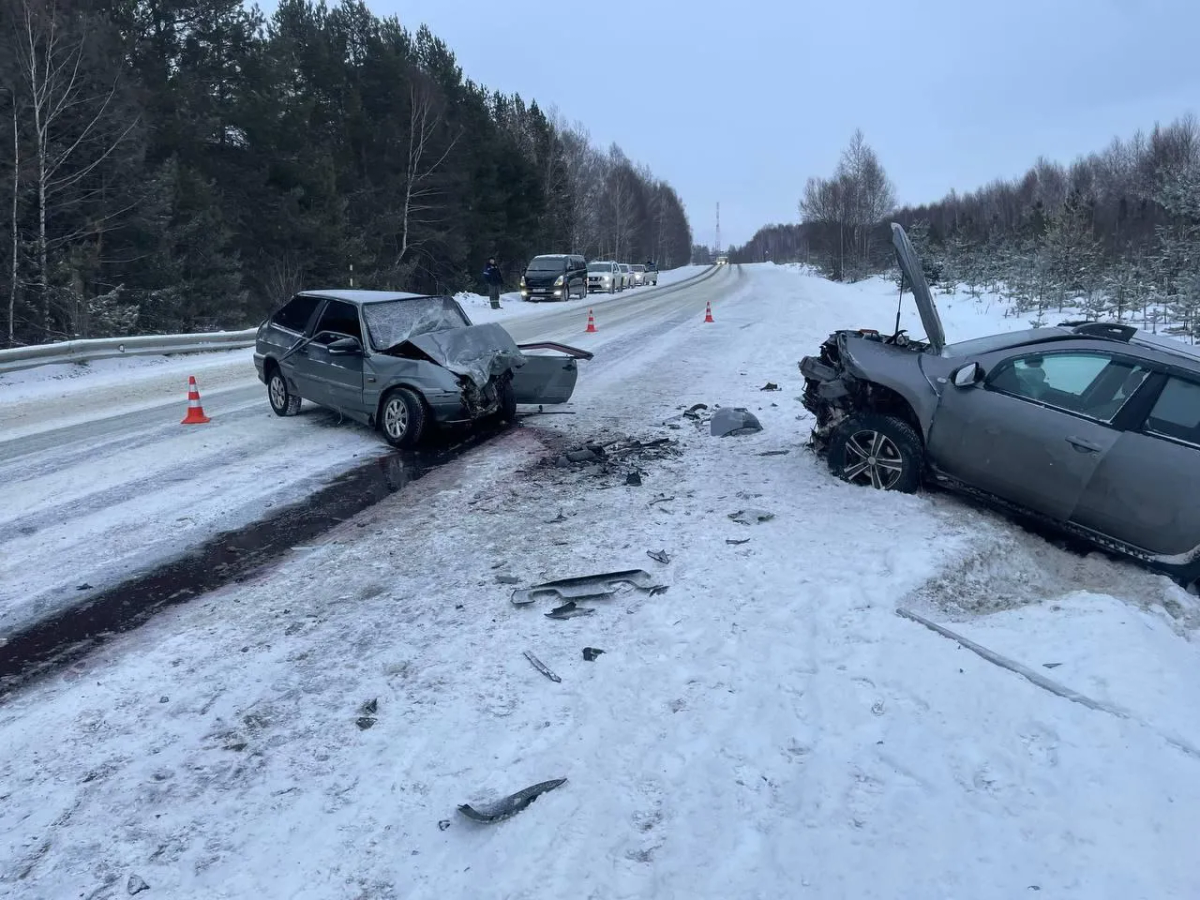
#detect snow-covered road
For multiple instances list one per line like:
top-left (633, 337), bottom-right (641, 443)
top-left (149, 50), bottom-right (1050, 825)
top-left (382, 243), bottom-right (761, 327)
top-left (2, 264), bottom-right (1198, 899)
top-left (0, 266), bottom-right (719, 638)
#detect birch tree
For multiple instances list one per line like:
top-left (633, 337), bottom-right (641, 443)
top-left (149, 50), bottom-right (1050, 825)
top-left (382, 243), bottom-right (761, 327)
top-left (7, 91), bottom-right (19, 345)
top-left (398, 74), bottom-right (459, 266)
top-left (12, 0), bottom-right (138, 337)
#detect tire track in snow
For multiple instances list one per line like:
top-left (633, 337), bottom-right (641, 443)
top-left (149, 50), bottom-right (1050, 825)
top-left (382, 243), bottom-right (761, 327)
top-left (0, 397), bottom-right (266, 488)
top-left (0, 439), bottom-right (266, 544)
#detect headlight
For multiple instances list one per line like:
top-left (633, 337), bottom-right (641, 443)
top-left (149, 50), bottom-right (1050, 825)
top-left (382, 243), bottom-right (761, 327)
top-left (519, 276), bottom-right (526, 287)
top-left (554, 275), bottom-right (564, 286)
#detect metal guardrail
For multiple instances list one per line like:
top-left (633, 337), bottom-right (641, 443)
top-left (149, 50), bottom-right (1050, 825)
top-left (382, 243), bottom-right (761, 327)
top-left (0, 265), bottom-right (722, 376)
top-left (0, 329), bottom-right (260, 375)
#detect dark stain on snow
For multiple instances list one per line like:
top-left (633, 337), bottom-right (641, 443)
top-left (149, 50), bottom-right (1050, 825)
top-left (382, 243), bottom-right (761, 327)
top-left (0, 424), bottom-right (505, 699)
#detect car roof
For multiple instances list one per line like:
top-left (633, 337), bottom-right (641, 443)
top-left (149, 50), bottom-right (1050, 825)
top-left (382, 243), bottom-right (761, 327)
top-left (945, 321), bottom-right (1200, 369)
top-left (1129, 330), bottom-right (1200, 364)
top-left (298, 289), bottom-right (440, 305)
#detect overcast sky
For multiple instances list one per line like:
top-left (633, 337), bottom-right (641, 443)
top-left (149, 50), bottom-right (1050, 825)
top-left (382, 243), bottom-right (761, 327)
top-left (373, 0), bottom-right (1200, 248)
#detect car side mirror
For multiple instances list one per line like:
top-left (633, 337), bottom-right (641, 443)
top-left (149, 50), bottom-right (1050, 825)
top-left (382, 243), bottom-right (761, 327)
top-left (327, 336), bottom-right (362, 355)
top-left (951, 362), bottom-right (982, 388)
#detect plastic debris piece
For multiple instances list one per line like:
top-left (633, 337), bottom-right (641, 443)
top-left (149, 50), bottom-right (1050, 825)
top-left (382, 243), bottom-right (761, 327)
top-left (523, 650), bottom-right (562, 683)
top-left (729, 509), bottom-right (774, 525)
top-left (545, 601), bottom-right (595, 620)
top-left (512, 569), bottom-right (660, 606)
top-left (457, 778), bottom-right (567, 823)
top-left (710, 407), bottom-right (763, 437)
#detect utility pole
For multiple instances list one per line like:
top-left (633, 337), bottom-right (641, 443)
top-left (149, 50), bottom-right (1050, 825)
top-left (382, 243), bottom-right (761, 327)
top-left (715, 202), bottom-right (721, 256)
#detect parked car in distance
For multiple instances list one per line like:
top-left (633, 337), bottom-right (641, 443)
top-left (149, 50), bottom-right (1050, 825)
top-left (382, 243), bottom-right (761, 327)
top-left (254, 290), bottom-right (593, 449)
top-left (520, 254), bottom-right (588, 301)
top-left (618, 263), bottom-right (634, 288)
top-left (643, 261), bottom-right (659, 286)
top-left (630, 264), bottom-right (648, 286)
top-left (587, 261), bottom-right (621, 294)
top-left (799, 222), bottom-right (1200, 586)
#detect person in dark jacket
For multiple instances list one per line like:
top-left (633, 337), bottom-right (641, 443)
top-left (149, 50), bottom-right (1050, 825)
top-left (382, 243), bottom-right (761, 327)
top-left (482, 258), bottom-right (503, 309)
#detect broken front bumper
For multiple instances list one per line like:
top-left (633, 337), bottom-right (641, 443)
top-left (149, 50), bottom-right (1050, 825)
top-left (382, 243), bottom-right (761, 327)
top-left (799, 354), bottom-right (850, 412)
top-left (424, 388), bottom-right (482, 424)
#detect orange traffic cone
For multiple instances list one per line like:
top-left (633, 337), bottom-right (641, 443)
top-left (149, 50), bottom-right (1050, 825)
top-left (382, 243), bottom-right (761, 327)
top-left (585, 309), bottom-right (597, 333)
top-left (704, 301), bottom-right (715, 323)
top-left (181, 375), bottom-right (211, 424)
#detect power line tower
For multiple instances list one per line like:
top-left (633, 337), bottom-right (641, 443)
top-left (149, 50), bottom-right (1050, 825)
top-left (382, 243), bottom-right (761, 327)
top-left (715, 202), bottom-right (721, 255)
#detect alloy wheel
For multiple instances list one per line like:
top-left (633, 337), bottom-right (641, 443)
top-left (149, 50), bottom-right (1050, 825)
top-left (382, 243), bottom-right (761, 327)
top-left (269, 374), bottom-right (287, 410)
top-left (842, 429), bottom-right (905, 489)
top-left (384, 397), bottom-right (409, 439)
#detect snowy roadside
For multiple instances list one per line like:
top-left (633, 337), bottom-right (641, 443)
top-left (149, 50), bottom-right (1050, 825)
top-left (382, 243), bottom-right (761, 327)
top-left (2, 264), bottom-right (1199, 899)
top-left (0, 266), bottom-right (706, 420)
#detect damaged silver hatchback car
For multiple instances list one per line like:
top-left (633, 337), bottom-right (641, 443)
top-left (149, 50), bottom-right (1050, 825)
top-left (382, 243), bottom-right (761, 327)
top-left (254, 290), bottom-right (592, 448)
top-left (800, 223), bottom-right (1200, 586)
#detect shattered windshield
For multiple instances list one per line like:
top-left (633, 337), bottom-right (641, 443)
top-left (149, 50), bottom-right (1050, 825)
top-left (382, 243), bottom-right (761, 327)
top-left (361, 297), bottom-right (469, 351)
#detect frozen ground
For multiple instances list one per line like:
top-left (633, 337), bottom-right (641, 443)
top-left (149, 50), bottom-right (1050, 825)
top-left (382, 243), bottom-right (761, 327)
top-left (2, 264), bottom-right (1198, 899)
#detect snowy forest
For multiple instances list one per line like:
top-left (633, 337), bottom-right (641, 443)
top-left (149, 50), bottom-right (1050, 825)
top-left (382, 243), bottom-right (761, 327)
top-left (0, 0), bottom-right (693, 347)
top-left (731, 115), bottom-right (1200, 339)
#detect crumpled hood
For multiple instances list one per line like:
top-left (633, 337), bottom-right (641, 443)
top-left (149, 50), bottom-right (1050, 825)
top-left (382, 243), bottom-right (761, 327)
top-left (403, 322), bottom-right (526, 389)
top-left (890, 223), bottom-right (945, 352)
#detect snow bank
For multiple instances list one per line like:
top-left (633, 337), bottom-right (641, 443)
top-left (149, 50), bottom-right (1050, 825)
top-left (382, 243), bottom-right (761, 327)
top-left (0, 347), bottom-right (254, 406)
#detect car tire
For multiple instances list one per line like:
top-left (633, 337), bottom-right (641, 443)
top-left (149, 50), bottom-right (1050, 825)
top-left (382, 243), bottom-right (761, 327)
top-left (827, 413), bottom-right (923, 493)
top-left (497, 378), bottom-right (517, 423)
top-left (378, 387), bottom-right (426, 449)
top-left (267, 367), bottom-right (302, 416)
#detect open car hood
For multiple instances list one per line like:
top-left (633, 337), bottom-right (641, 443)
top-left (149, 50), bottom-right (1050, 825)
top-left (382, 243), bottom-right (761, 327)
top-left (890, 223), bottom-right (945, 352)
top-left (402, 322), bottom-right (526, 389)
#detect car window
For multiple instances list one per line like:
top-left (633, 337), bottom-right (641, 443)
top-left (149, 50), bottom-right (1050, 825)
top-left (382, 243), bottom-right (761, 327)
top-left (271, 294), bottom-right (320, 333)
top-left (528, 256), bottom-right (565, 271)
top-left (310, 299), bottom-right (362, 345)
top-left (986, 351), bottom-right (1146, 421)
top-left (1145, 376), bottom-right (1200, 446)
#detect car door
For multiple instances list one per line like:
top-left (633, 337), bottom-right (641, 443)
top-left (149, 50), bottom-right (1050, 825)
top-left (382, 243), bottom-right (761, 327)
top-left (927, 350), bottom-right (1132, 522)
top-left (510, 342), bottom-right (594, 405)
top-left (297, 299), bottom-right (366, 413)
top-left (1070, 371), bottom-right (1200, 558)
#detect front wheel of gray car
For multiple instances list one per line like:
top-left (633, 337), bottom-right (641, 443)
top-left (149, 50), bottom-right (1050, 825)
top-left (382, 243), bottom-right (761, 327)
top-left (497, 378), bottom-right (517, 423)
top-left (268, 368), bottom-right (302, 417)
top-left (379, 387), bottom-right (427, 449)
top-left (827, 413), bottom-right (923, 493)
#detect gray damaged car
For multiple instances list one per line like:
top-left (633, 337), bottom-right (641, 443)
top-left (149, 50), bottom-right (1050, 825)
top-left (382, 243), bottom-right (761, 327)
top-left (254, 290), bottom-right (592, 448)
top-left (799, 223), bottom-right (1200, 585)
